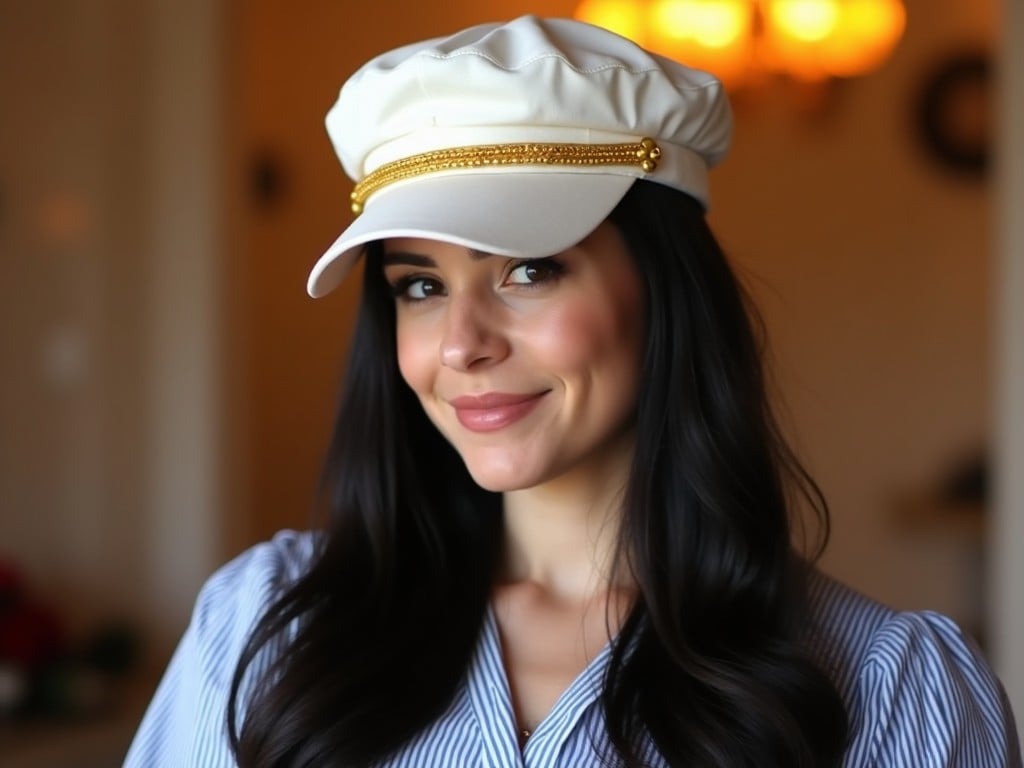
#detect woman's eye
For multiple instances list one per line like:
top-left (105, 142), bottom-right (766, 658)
top-left (506, 258), bottom-right (564, 286)
top-left (392, 276), bottom-right (445, 301)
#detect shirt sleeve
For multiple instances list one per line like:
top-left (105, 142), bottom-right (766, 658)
top-left (845, 610), bottom-right (1022, 767)
top-left (122, 530), bottom-right (315, 767)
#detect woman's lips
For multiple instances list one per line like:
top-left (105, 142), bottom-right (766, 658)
top-left (448, 391), bottom-right (548, 433)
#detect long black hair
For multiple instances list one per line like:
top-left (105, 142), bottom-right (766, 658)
top-left (228, 180), bottom-right (849, 766)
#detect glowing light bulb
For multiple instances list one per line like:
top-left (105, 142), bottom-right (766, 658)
top-left (820, 0), bottom-right (907, 76)
top-left (769, 0), bottom-right (840, 43)
top-left (575, 0), bottom-right (648, 45)
top-left (653, 0), bottom-right (748, 48)
top-left (573, 0), bottom-right (907, 89)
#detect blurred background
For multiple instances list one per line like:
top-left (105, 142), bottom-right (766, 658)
top-left (1, 0), bottom-right (1021, 764)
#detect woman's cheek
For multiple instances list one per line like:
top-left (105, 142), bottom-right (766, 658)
top-left (525, 304), bottom-right (620, 368)
top-left (396, 325), bottom-right (434, 394)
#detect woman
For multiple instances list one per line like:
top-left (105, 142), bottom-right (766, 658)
top-left (126, 15), bottom-right (1020, 767)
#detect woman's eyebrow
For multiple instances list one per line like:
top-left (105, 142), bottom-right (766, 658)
top-left (381, 252), bottom-right (436, 268)
top-left (381, 249), bottom-right (497, 267)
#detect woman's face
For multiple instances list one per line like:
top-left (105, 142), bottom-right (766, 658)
top-left (382, 221), bottom-right (645, 493)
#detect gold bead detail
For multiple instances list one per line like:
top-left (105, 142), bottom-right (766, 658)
top-left (350, 137), bottom-right (663, 215)
top-left (637, 138), bottom-right (662, 173)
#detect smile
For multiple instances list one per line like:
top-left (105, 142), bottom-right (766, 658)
top-left (448, 391), bottom-right (549, 433)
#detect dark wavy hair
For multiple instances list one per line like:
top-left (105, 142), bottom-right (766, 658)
top-left (228, 180), bottom-right (849, 766)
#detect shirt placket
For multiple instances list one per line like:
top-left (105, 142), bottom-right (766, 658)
top-left (465, 608), bottom-right (526, 768)
top-left (521, 644), bottom-right (610, 768)
top-left (467, 605), bottom-right (615, 768)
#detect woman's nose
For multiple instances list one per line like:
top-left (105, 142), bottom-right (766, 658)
top-left (439, 294), bottom-right (509, 371)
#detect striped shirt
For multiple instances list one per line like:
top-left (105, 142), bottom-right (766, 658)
top-left (124, 530), bottom-right (1022, 767)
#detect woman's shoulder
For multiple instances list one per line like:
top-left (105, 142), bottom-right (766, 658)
top-left (124, 530), bottom-right (322, 766)
top-left (805, 570), bottom-right (1022, 766)
top-left (191, 529), bottom-right (320, 643)
top-left (202, 528), bottom-right (320, 595)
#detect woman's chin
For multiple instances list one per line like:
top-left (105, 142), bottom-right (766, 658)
top-left (462, 459), bottom-right (546, 494)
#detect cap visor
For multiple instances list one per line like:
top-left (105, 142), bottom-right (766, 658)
top-left (307, 172), bottom-right (635, 297)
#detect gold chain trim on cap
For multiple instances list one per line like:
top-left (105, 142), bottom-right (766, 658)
top-left (350, 138), bottom-right (662, 214)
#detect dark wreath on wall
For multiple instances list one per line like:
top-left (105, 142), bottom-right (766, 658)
top-left (915, 50), bottom-right (991, 177)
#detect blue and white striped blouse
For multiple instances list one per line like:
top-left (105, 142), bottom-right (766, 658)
top-left (124, 530), bottom-right (1022, 767)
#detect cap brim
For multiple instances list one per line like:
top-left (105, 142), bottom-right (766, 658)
top-left (307, 172), bottom-right (635, 298)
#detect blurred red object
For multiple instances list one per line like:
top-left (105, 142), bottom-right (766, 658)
top-left (0, 561), bottom-right (25, 604)
top-left (0, 560), bottom-right (65, 670)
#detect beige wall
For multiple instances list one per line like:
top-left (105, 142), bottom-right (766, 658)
top-left (1, 2), bottom-right (1019, 713)
top-left (1, 0), bottom-right (153, 634)
top-left (994, 0), bottom-right (1024, 718)
top-left (0, 0), bottom-right (224, 651)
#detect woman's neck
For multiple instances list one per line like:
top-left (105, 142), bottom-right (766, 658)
top-left (498, 447), bottom-right (635, 602)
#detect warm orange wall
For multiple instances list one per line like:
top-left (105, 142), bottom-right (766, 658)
top-left (227, 0), bottom-right (995, 626)
top-left (710, 0), bottom-right (995, 621)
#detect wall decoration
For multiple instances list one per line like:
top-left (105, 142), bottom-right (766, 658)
top-left (916, 50), bottom-right (991, 177)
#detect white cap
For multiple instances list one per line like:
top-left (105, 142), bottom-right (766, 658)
top-left (308, 15), bottom-right (732, 298)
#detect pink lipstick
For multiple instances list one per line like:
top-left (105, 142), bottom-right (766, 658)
top-left (448, 391), bottom-right (547, 433)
